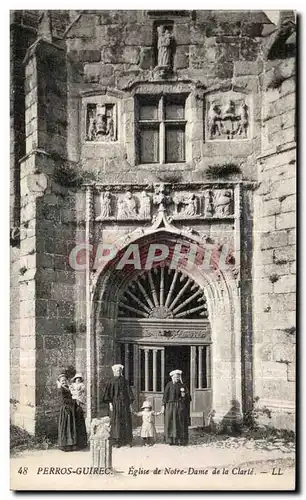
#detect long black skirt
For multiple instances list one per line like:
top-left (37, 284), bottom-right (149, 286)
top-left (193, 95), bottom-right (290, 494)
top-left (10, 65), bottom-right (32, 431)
top-left (110, 400), bottom-right (133, 446)
top-left (58, 403), bottom-right (87, 451)
top-left (58, 403), bottom-right (77, 451)
top-left (164, 401), bottom-right (189, 445)
top-left (75, 403), bottom-right (87, 449)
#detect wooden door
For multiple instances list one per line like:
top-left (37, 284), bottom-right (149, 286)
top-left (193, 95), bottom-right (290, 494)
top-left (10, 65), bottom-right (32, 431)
top-left (190, 344), bottom-right (212, 426)
top-left (138, 346), bottom-right (165, 427)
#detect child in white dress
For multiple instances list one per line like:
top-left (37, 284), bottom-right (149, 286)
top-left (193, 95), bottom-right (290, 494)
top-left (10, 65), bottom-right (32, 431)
top-left (69, 373), bottom-right (86, 409)
top-left (134, 401), bottom-right (161, 446)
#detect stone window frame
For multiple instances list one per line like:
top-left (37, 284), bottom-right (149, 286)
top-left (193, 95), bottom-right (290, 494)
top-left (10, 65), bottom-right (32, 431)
top-left (136, 93), bottom-right (188, 165)
top-left (126, 81), bottom-right (203, 168)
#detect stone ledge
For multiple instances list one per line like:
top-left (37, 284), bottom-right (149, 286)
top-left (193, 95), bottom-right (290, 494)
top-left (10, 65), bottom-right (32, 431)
top-left (257, 141), bottom-right (296, 162)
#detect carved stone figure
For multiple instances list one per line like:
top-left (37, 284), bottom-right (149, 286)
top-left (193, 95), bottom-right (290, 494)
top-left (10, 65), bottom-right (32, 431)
top-left (96, 106), bottom-right (108, 137)
top-left (223, 100), bottom-right (236, 121)
top-left (173, 193), bottom-right (199, 217)
top-left (90, 416), bottom-right (111, 439)
top-left (237, 102), bottom-right (249, 138)
top-left (90, 416), bottom-right (112, 469)
top-left (87, 104), bottom-right (116, 142)
top-left (204, 191), bottom-right (214, 217)
top-left (207, 103), bottom-right (223, 139)
top-left (213, 190), bottom-right (233, 217)
top-left (157, 25), bottom-right (174, 68)
top-left (138, 191), bottom-right (151, 219)
top-left (117, 191), bottom-right (137, 219)
top-left (172, 193), bottom-right (182, 215)
top-left (223, 100), bottom-right (236, 139)
top-left (181, 194), bottom-right (199, 217)
top-left (96, 191), bottom-right (112, 220)
top-left (107, 115), bottom-right (115, 140)
top-left (153, 183), bottom-right (172, 211)
top-left (87, 111), bottom-right (96, 141)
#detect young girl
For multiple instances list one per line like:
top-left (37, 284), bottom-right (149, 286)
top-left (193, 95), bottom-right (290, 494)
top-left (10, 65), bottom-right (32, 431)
top-left (69, 373), bottom-right (86, 410)
top-left (134, 401), bottom-right (161, 446)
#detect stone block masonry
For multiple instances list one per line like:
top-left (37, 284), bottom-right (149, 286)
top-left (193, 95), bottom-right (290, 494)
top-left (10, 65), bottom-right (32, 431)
top-left (15, 35), bottom-right (79, 434)
top-left (253, 56), bottom-right (296, 427)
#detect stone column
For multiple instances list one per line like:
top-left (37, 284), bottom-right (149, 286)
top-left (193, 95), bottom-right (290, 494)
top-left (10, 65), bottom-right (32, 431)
top-left (16, 37), bottom-right (72, 435)
top-left (90, 417), bottom-right (112, 469)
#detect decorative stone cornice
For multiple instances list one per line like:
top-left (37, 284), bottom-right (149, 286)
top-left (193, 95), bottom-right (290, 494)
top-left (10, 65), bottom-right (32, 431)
top-left (82, 181), bottom-right (258, 192)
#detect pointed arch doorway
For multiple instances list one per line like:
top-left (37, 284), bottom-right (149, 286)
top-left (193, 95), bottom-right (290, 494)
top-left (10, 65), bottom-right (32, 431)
top-left (91, 227), bottom-right (242, 429)
top-left (115, 265), bottom-right (212, 426)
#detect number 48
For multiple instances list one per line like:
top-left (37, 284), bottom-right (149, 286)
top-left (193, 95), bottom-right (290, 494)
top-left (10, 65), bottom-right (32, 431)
top-left (18, 467), bottom-right (28, 475)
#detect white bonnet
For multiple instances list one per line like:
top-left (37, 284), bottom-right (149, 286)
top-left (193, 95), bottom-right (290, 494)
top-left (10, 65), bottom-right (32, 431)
top-left (112, 364), bottom-right (124, 372)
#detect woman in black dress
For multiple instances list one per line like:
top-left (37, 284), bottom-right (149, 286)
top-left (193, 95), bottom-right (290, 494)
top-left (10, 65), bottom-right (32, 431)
top-left (162, 369), bottom-right (191, 446)
top-left (102, 364), bottom-right (134, 447)
top-left (57, 373), bottom-right (87, 451)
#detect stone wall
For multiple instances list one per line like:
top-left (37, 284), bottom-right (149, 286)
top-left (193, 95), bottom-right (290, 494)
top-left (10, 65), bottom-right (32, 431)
top-left (10, 14), bottom-right (37, 426)
top-left (65, 10), bottom-right (268, 183)
top-left (253, 53), bottom-right (296, 429)
top-left (16, 37), bottom-right (82, 435)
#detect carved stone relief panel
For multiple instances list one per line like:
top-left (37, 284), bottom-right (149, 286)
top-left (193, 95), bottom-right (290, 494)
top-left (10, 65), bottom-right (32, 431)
top-left (141, 328), bottom-right (211, 339)
top-left (211, 189), bottom-right (234, 217)
top-left (205, 91), bottom-right (251, 142)
top-left (86, 103), bottom-right (117, 142)
top-left (94, 183), bottom-right (235, 222)
top-left (117, 324), bottom-right (211, 341)
top-left (96, 189), bottom-right (152, 221)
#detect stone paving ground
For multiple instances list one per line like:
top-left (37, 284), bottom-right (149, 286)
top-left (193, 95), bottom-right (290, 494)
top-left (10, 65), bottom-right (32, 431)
top-left (10, 429), bottom-right (295, 491)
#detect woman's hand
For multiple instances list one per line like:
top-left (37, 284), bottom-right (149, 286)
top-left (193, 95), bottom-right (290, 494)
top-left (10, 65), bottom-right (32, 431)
top-left (109, 403), bottom-right (113, 412)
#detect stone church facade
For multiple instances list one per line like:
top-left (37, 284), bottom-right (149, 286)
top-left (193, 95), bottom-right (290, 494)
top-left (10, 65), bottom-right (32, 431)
top-left (10, 10), bottom-right (296, 436)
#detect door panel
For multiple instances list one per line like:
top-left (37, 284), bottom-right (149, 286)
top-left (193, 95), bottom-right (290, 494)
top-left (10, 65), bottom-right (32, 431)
top-left (190, 345), bottom-right (212, 426)
top-left (138, 346), bottom-right (164, 426)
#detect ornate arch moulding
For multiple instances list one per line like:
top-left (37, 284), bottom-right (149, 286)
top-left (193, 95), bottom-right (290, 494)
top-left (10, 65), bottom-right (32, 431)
top-left (89, 211), bottom-right (239, 295)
